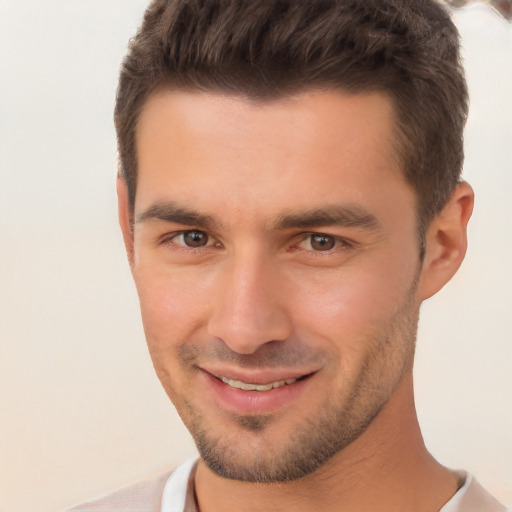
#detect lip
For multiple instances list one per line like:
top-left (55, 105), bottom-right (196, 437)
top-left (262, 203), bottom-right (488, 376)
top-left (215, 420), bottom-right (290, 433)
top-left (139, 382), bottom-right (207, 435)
top-left (199, 366), bottom-right (316, 414)
top-left (201, 364), bottom-right (314, 385)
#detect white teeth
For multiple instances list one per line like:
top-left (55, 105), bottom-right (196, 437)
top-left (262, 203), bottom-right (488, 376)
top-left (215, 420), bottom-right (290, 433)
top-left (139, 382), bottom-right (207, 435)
top-left (221, 376), bottom-right (298, 391)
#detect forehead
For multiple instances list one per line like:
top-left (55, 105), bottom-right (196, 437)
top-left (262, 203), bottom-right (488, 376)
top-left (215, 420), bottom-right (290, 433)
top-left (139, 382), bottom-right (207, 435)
top-left (137, 88), bottom-right (399, 161)
top-left (134, 89), bottom-right (412, 225)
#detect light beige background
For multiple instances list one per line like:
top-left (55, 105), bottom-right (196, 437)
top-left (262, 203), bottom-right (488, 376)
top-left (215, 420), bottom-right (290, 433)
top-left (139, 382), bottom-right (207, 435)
top-left (0, 2), bottom-right (510, 511)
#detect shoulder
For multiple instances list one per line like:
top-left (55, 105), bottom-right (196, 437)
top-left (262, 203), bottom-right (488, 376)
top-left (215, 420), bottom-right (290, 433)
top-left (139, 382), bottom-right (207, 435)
top-left (441, 472), bottom-right (510, 512)
top-left (65, 470), bottom-right (173, 512)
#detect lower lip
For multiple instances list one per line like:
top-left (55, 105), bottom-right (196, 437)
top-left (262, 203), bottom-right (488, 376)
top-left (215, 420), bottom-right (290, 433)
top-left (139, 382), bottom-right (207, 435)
top-left (200, 370), bottom-right (313, 414)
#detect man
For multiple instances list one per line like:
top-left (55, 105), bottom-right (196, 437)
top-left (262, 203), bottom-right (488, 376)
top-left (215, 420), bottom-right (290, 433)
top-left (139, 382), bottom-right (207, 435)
top-left (69, 0), bottom-right (508, 510)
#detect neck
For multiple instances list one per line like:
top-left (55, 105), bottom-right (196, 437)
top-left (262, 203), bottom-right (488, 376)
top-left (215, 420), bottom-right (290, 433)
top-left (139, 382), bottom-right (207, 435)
top-left (194, 374), bottom-right (459, 512)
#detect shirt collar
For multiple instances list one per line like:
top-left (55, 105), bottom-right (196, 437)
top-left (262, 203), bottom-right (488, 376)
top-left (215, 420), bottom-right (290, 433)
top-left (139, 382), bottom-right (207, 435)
top-left (160, 458), bottom-right (199, 512)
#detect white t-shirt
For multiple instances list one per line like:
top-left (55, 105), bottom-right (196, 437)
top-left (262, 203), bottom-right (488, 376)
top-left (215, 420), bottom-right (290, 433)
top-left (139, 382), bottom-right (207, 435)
top-left (67, 458), bottom-right (510, 512)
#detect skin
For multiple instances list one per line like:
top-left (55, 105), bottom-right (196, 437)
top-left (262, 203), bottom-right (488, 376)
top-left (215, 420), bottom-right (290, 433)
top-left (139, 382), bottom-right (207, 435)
top-left (118, 89), bottom-right (474, 511)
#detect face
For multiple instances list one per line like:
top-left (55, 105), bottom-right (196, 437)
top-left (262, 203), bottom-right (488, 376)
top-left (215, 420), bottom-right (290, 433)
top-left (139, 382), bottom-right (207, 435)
top-left (126, 89), bottom-right (423, 482)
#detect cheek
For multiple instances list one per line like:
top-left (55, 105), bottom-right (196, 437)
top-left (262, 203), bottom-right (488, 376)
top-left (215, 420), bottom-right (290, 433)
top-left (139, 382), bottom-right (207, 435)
top-left (133, 265), bottom-right (211, 350)
top-left (286, 271), bottom-right (413, 394)
top-left (287, 258), bottom-right (417, 351)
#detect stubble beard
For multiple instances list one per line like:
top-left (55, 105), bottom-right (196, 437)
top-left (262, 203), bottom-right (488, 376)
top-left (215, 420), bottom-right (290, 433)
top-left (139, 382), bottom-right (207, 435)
top-left (157, 284), bottom-right (420, 483)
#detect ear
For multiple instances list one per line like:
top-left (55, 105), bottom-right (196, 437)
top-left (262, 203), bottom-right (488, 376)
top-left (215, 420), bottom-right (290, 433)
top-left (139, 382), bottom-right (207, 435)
top-left (117, 175), bottom-right (135, 268)
top-left (417, 182), bottom-right (474, 300)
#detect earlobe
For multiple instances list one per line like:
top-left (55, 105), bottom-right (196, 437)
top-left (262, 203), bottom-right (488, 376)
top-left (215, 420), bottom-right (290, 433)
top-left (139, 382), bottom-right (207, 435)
top-left (116, 175), bottom-right (135, 268)
top-left (418, 182), bottom-right (474, 300)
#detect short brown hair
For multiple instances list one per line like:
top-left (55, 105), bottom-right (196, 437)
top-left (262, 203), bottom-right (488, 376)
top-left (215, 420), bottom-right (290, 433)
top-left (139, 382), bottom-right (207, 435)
top-left (115, 0), bottom-right (468, 234)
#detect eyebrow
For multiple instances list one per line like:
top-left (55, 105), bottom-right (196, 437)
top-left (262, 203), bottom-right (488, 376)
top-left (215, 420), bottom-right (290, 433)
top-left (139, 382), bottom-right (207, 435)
top-left (136, 202), bottom-right (221, 231)
top-left (136, 201), bottom-right (380, 232)
top-left (273, 206), bottom-right (381, 231)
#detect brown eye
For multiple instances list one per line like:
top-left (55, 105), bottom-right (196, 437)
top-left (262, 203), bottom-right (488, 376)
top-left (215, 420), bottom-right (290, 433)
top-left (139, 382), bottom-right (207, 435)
top-left (183, 230), bottom-right (209, 247)
top-left (310, 234), bottom-right (335, 251)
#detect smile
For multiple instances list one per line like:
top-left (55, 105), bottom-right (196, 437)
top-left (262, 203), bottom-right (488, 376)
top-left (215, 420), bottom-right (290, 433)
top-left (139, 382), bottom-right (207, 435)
top-left (220, 376), bottom-right (298, 391)
top-left (202, 369), bottom-right (315, 413)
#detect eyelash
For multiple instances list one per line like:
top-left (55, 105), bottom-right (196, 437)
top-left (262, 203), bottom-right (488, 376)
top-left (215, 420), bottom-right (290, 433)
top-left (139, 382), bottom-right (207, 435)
top-left (294, 233), bottom-right (354, 254)
top-left (159, 230), bottom-right (354, 254)
top-left (159, 230), bottom-right (222, 251)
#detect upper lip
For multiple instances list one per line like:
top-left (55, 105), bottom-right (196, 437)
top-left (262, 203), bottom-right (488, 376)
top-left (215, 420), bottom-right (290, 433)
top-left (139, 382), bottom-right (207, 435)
top-left (200, 365), bottom-right (316, 384)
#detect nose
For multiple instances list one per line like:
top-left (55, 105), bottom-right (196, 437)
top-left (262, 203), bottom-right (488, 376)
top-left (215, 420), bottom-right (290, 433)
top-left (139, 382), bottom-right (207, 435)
top-left (207, 250), bottom-right (293, 355)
